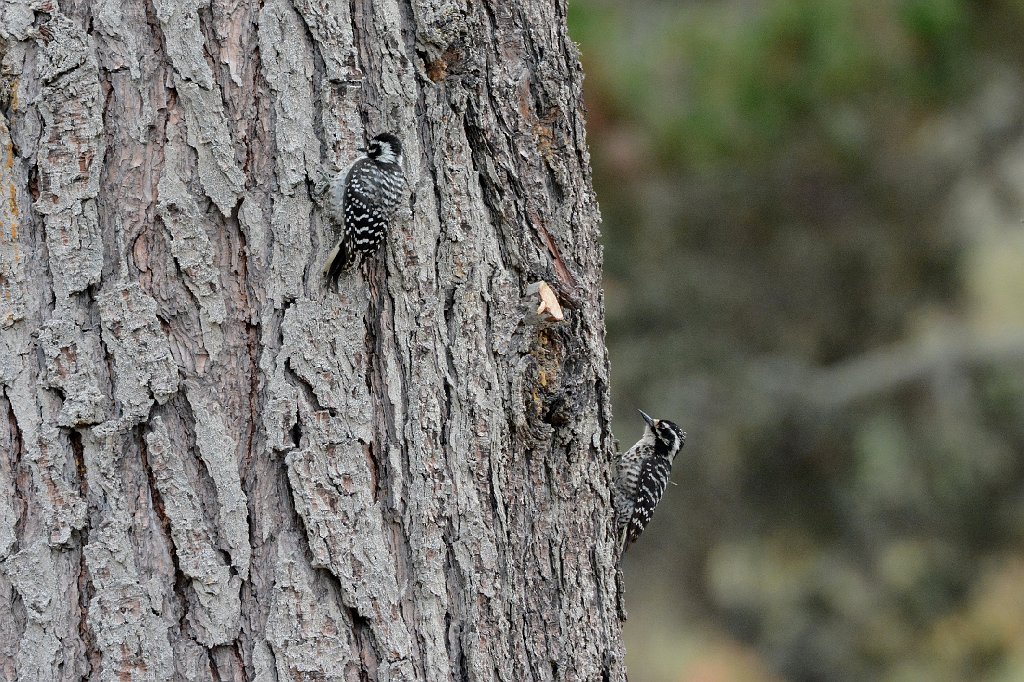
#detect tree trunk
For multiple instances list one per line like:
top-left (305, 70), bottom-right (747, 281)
top-left (0, 0), bottom-right (623, 679)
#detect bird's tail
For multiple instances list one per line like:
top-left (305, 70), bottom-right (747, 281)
top-left (323, 238), bottom-right (353, 284)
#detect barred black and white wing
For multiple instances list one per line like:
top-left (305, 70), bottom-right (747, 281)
top-left (614, 444), bottom-right (648, 550)
top-left (346, 158), bottom-right (402, 248)
top-left (325, 159), bottom-right (395, 279)
top-left (621, 455), bottom-right (672, 549)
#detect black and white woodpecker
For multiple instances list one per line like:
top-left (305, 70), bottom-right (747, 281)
top-left (322, 132), bottom-right (406, 282)
top-left (614, 410), bottom-right (686, 553)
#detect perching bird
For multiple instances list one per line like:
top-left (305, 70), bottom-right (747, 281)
top-left (614, 410), bottom-right (686, 553)
top-left (322, 132), bottom-right (405, 282)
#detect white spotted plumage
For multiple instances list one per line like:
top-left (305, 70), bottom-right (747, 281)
top-left (614, 410), bottom-right (686, 554)
top-left (323, 132), bottom-right (406, 282)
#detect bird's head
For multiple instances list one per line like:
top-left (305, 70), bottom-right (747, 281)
top-left (367, 132), bottom-right (403, 165)
top-left (638, 409), bottom-right (686, 460)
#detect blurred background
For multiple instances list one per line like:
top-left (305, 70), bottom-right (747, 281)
top-left (567, 1), bottom-right (1024, 680)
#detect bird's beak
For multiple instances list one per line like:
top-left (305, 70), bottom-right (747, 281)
top-left (357, 146), bottom-right (366, 153)
top-left (638, 410), bottom-right (655, 427)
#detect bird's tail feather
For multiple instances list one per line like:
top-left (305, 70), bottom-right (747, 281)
top-left (324, 239), bottom-right (351, 283)
top-left (616, 518), bottom-right (629, 557)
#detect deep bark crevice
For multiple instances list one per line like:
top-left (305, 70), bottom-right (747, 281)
top-left (4, 392), bottom-right (27, 549)
top-left (347, 604), bottom-right (380, 682)
top-left (76, 541), bottom-right (99, 678)
top-left (282, 356), bottom-right (333, 416)
top-left (136, 420), bottom-right (190, 625)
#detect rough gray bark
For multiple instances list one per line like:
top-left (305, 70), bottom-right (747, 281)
top-left (0, 0), bottom-right (624, 679)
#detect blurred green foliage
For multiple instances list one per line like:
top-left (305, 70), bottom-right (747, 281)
top-left (570, 0), bottom-right (975, 164)
top-left (568, 1), bottom-right (1024, 681)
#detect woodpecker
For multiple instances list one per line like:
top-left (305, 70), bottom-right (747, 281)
top-left (323, 132), bottom-right (405, 282)
top-left (614, 410), bottom-right (686, 553)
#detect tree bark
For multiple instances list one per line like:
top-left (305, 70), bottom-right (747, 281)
top-left (0, 0), bottom-right (623, 679)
